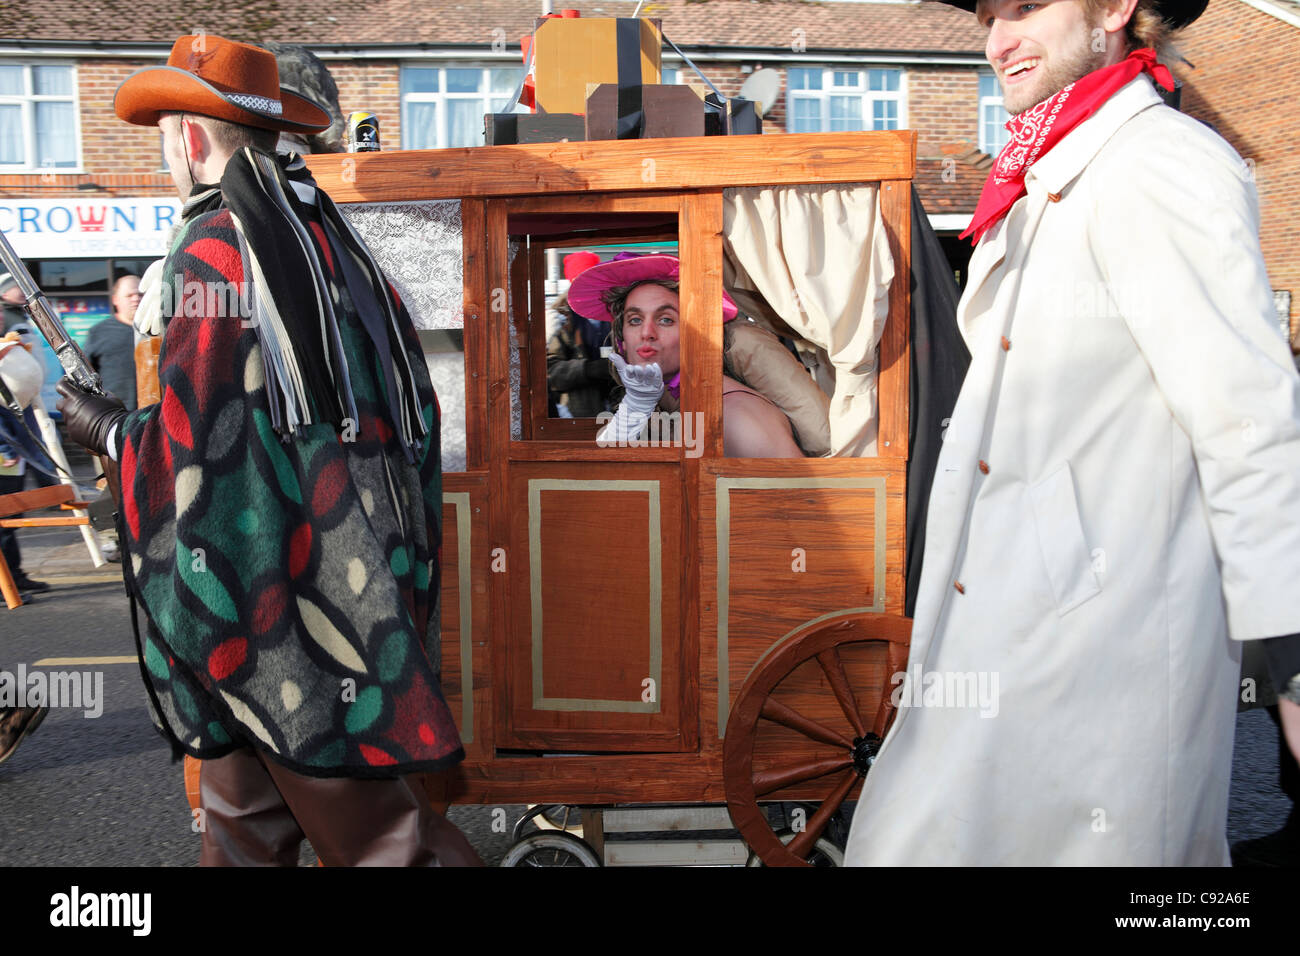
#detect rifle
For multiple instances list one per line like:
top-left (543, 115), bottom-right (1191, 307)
top-left (0, 228), bottom-right (122, 503)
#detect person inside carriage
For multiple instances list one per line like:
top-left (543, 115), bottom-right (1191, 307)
top-left (568, 253), bottom-right (821, 458)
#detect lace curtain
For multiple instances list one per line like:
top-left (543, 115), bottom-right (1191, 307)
top-left (343, 200), bottom-right (469, 471)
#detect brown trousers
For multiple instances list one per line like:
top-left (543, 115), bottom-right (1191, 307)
top-left (198, 746), bottom-right (482, 867)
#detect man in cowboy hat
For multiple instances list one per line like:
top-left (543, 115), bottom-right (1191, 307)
top-left (56, 35), bottom-right (479, 866)
top-left (844, 0), bottom-right (1300, 865)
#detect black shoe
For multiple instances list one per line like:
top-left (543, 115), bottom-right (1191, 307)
top-left (11, 575), bottom-right (49, 593)
top-left (0, 705), bottom-right (50, 766)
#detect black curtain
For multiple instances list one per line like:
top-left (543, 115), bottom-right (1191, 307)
top-left (905, 190), bottom-right (971, 617)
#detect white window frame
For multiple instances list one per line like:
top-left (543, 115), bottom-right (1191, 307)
top-left (0, 60), bottom-right (82, 172)
top-left (785, 66), bottom-right (906, 134)
top-left (400, 63), bottom-right (525, 150)
top-left (978, 70), bottom-right (1011, 156)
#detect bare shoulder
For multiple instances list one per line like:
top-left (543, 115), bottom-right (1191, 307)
top-left (723, 381), bottom-right (803, 458)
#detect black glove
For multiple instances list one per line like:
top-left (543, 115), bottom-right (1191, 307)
top-left (56, 378), bottom-right (127, 458)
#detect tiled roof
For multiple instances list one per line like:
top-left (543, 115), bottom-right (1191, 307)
top-left (915, 153), bottom-right (985, 212)
top-left (0, 0), bottom-right (987, 53)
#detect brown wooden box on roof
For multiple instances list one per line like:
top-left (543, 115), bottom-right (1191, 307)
top-left (584, 83), bottom-right (705, 141)
top-left (516, 113), bottom-right (587, 144)
top-left (532, 16), bottom-right (662, 116)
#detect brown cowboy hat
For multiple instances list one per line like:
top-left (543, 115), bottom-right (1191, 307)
top-left (115, 35), bottom-right (331, 133)
top-left (931, 0), bottom-right (1208, 29)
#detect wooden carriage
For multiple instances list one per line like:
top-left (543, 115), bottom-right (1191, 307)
top-left (166, 131), bottom-right (920, 866)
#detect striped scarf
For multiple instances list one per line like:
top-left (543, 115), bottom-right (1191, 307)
top-left (179, 149), bottom-right (426, 460)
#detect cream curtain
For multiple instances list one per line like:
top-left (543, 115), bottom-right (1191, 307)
top-left (722, 184), bottom-right (894, 457)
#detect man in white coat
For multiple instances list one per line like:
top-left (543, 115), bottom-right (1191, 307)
top-left (845, 0), bottom-right (1300, 865)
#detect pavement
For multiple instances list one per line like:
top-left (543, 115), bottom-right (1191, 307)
top-left (1, 520), bottom-right (1295, 866)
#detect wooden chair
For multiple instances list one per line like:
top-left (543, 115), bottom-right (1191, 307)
top-left (0, 483), bottom-right (93, 609)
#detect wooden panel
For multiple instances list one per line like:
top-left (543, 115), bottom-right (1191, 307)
top-left (461, 200), bottom-right (489, 470)
top-left (507, 192), bottom-right (682, 215)
top-left (699, 457), bottom-right (907, 739)
top-left (675, 191), bottom-right (720, 757)
top-left (502, 460), bottom-right (690, 751)
top-left (438, 473), bottom-right (491, 760)
top-left (506, 440), bottom-right (679, 462)
top-left (307, 131), bottom-right (917, 203)
top-left (485, 199), bottom-right (516, 754)
top-left (534, 227), bottom-right (680, 249)
top-left (428, 753), bottom-right (725, 805)
top-left (877, 178), bottom-right (912, 459)
top-left (0, 483), bottom-right (74, 518)
top-left (532, 417), bottom-right (604, 441)
top-left (0, 517), bottom-right (88, 528)
top-left (679, 190), bottom-right (725, 461)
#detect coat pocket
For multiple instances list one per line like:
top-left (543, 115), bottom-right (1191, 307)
top-left (1028, 462), bottom-right (1101, 616)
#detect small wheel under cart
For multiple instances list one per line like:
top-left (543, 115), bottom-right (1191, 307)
top-left (499, 831), bottom-right (603, 868)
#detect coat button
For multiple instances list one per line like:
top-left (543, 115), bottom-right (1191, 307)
top-left (1000, 336), bottom-right (1011, 351)
top-left (954, 581), bottom-right (965, 594)
top-left (978, 460), bottom-right (989, 474)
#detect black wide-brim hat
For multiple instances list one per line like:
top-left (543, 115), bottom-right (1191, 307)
top-left (930, 0), bottom-right (1208, 29)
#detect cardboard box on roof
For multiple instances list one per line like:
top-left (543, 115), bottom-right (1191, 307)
top-left (585, 83), bottom-right (706, 140)
top-left (533, 16), bottom-right (662, 116)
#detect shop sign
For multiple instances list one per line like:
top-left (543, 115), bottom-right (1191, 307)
top-left (0, 198), bottom-right (182, 258)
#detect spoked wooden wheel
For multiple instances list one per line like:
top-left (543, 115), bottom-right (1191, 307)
top-left (723, 613), bottom-right (911, 867)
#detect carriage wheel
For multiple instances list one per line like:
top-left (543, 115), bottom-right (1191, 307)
top-left (723, 613), bottom-right (911, 867)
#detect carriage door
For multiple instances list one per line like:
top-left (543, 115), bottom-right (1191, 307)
top-left (486, 194), bottom-right (700, 754)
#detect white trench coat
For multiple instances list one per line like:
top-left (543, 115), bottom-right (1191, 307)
top-left (845, 75), bottom-right (1300, 865)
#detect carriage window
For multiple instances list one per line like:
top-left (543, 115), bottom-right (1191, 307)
top-left (546, 242), bottom-right (674, 425)
top-left (508, 203), bottom-right (855, 458)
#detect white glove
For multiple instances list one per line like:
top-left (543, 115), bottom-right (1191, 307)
top-left (134, 258), bottom-right (166, 337)
top-left (597, 353), bottom-right (665, 446)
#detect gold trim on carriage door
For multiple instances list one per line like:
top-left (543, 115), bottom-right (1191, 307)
top-left (442, 491), bottom-right (475, 742)
top-left (529, 479), bottom-right (664, 713)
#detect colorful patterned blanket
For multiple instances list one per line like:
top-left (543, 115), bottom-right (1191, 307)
top-left (117, 206), bottom-right (463, 777)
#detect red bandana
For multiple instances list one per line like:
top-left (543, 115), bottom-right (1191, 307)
top-left (961, 48), bottom-right (1174, 245)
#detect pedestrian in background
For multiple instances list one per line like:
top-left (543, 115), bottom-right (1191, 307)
top-left (546, 252), bottom-right (615, 419)
top-left (84, 274), bottom-right (142, 410)
top-left (0, 329), bottom-right (56, 596)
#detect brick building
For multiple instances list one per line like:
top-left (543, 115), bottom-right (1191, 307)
top-left (1176, 0), bottom-right (1300, 348)
top-left (0, 0), bottom-right (1295, 348)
